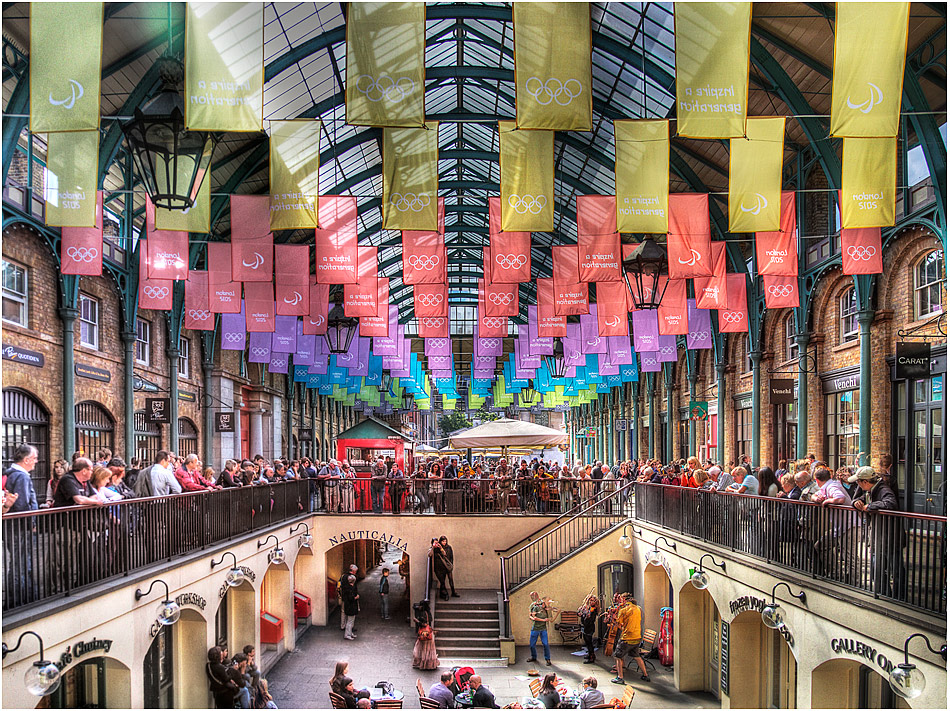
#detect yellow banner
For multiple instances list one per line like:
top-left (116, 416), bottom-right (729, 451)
top-left (728, 117), bottom-right (785, 232)
top-left (30, 3), bottom-right (103, 133)
top-left (269, 120), bottom-right (321, 230)
top-left (841, 137), bottom-right (897, 228)
top-left (674, 2), bottom-right (751, 138)
top-left (614, 120), bottom-right (669, 233)
top-left (185, 2), bottom-right (264, 132)
top-left (499, 121), bottom-right (554, 231)
top-left (382, 122), bottom-right (439, 231)
top-left (346, 2), bottom-right (426, 127)
top-left (155, 172), bottom-right (211, 232)
top-left (830, 3), bottom-right (909, 137)
top-left (44, 130), bottom-right (99, 227)
top-left (513, 2), bottom-right (592, 131)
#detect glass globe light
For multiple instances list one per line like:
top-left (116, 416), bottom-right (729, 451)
top-left (761, 604), bottom-right (785, 629)
top-left (271, 548), bottom-right (286, 565)
top-left (300, 534), bottom-right (313, 549)
top-left (225, 566), bottom-right (246, 588)
top-left (618, 534), bottom-right (633, 550)
top-left (645, 549), bottom-right (663, 566)
top-left (690, 569), bottom-right (710, 590)
top-left (156, 599), bottom-right (181, 626)
top-left (889, 664), bottom-right (926, 699)
top-left (25, 661), bottom-right (61, 696)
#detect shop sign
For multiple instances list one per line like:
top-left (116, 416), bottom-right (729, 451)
top-left (75, 362), bottom-right (110, 382)
top-left (179, 390), bottom-right (197, 402)
top-left (729, 594), bottom-right (794, 646)
top-left (328, 530), bottom-right (408, 552)
top-left (830, 637), bottom-right (897, 673)
top-left (215, 412), bottom-right (235, 432)
top-left (734, 393), bottom-right (753, 410)
top-left (719, 621), bottom-right (729, 694)
top-left (822, 368), bottom-right (859, 394)
top-left (218, 566), bottom-right (256, 599)
top-left (175, 592), bottom-right (207, 611)
top-left (689, 400), bottom-right (708, 420)
top-left (53, 638), bottom-right (113, 671)
top-left (133, 375), bottom-right (160, 392)
top-left (769, 379), bottom-right (795, 404)
top-left (146, 398), bottom-right (170, 423)
top-left (896, 342), bottom-right (931, 379)
top-left (2, 343), bottom-right (45, 367)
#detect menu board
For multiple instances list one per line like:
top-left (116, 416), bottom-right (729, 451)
top-left (720, 620), bottom-right (730, 694)
top-left (345, 447), bottom-right (396, 472)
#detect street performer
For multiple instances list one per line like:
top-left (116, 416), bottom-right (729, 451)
top-left (611, 593), bottom-right (650, 685)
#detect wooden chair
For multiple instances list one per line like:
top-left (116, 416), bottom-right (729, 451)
top-left (627, 629), bottom-right (657, 672)
top-left (375, 700), bottom-right (403, 709)
top-left (419, 697), bottom-right (441, 709)
top-left (590, 704), bottom-right (615, 709)
top-left (621, 685), bottom-right (636, 708)
top-left (554, 610), bottom-right (583, 644)
top-left (528, 679), bottom-right (542, 697)
top-left (328, 692), bottom-right (346, 709)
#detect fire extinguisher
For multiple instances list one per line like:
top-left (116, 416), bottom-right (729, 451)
top-left (658, 606), bottom-right (674, 667)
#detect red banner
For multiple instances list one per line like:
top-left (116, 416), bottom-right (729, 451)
top-left (145, 198), bottom-right (189, 280)
top-left (552, 245), bottom-right (589, 316)
top-left (244, 281), bottom-right (276, 332)
top-left (315, 196), bottom-right (358, 284)
top-left (61, 191), bottom-right (103, 275)
top-left (230, 195), bottom-right (274, 282)
top-left (343, 246), bottom-right (379, 317)
top-left (577, 195), bottom-right (622, 283)
top-left (694, 242), bottom-right (729, 310)
top-left (303, 282), bottom-right (330, 335)
top-left (596, 284), bottom-right (628, 337)
top-left (657, 277), bottom-right (689, 335)
top-left (536, 278), bottom-right (567, 337)
top-left (840, 227), bottom-right (883, 275)
top-left (763, 275), bottom-right (799, 309)
top-left (138, 243), bottom-right (173, 311)
top-left (668, 193), bottom-right (714, 279)
top-left (360, 278), bottom-right (391, 337)
top-left (717, 273), bottom-right (748, 333)
top-left (413, 282), bottom-right (448, 318)
top-left (478, 282), bottom-right (508, 337)
top-left (275, 244), bottom-right (310, 315)
top-left (402, 198), bottom-right (446, 285)
top-left (206, 243), bottom-right (241, 313)
top-left (417, 316), bottom-right (449, 339)
top-left (485, 279), bottom-right (519, 318)
top-left (488, 198), bottom-right (531, 284)
top-left (184, 270), bottom-right (214, 330)
top-left (755, 191), bottom-right (798, 276)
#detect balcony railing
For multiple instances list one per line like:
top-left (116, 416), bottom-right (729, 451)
top-left (633, 482), bottom-right (947, 616)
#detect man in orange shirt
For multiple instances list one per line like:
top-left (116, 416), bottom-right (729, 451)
top-left (611, 593), bottom-right (650, 685)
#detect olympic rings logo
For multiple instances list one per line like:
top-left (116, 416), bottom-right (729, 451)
top-left (143, 286), bottom-right (170, 299)
top-left (407, 254), bottom-right (440, 270)
top-left (421, 318), bottom-right (446, 328)
top-left (644, 357), bottom-right (657, 366)
top-left (418, 293), bottom-right (444, 307)
top-left (251, 348), bottom-right (269, 357)
top-left (188, 309), bottom-right (211, 321)
top-left (66, 246), bottom-right (99, 262)
top-left (271, 358), bottom-right (286, 368)
top-left (721, 312), bottom-right (744, 324)
top-left (224, 333), bottom-right (244, 343)
top-left (488, 292), bottom-right (514, 306)
top-left (507, 194), bottom-right (547, 215)
top-left (688, 331), bottom-right (709, 341)
top-left (523, 77), bottom-right (583, 106)
top-left (677, 248), bottom-right (703, 266)
top-left (355, 74), bottom-right (415, 103)
top-left (391, 193), bottom-right (431, 212)
top-left (846, 245), bottom-right (877, 261)
top-left (660, 346), bottom-right (675, 355)
top-left (481, 317), bottom-right (506, 329)
top-left (430, 339), bottom-right (447, 349)
top-left (476, 356), bottom-right (493, 364)
top-left (430, 357), bottom-right (449, 366)
top-left (767, 285), bottom-right (794, 298)
top-left (482, 338), bottom-right (499, 348)
top-left (495, 254), bottom-right (527, 270)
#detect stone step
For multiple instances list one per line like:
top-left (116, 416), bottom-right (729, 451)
top-left (436, 636), bottom-right (500, 647)
top-left (436, 645), bottom-right (502, 658)
top-left (438, 657), bottom-right (510, 668)
top-left (436, 613), bottom-right (498, 624)
top-left (436, 601), bottom-right (497, 611)
top-left (436, 626), bottom-right (498, 637)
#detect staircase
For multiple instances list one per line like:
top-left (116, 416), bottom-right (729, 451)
top-left (434, 589), bottom-right (506, 663)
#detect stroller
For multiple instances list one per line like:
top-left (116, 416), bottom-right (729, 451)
top-left (448, 666), bottom-right (476, 695)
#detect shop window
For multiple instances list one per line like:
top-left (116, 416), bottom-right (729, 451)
top-left (2, 388), bottom-right (50, 503)
top-left (178, 336), bottom-right (190, 378)
top-left (2, 259), bottom-right (28, 326)
top-left (839, 287), bottom-right (858, 344)
top-left (178, 417), bottom-right (198, 458)
top-left (914, 249), bottom-right (944, 320)
top-left (79, 293), bottom-right (99, 349)
top-left (135, 318), bottom-right (151, 365)
top-left (739, 335), bottom-right (752, 373)
top-left (735, 407), bottom-right (752, 462)
top-left (784, 314), bottom-right (799, 363)
top-left (75, 401), bottom-right (114, 459)
top-left (134, 410), bottom-right (161, 466)
top-left (826, 390), bottom-right (860, 470)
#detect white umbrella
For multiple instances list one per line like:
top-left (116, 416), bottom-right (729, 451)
top-left (449, 418), bottom-right (569, 449)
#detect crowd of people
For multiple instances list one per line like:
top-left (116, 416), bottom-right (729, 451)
top-left (206, 642), bottom-right (277, 709)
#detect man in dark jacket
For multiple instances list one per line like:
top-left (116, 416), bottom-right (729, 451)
top-left (438, 536), bottom-right (459, 597)
top-left (341, 574), bottom-right (360, 640)
top-left (205, 646), bottom-right (239, 709)
top-left (469, 676), bottom-right (499, 708)
top-left (370, 458), bottom-right (387, 513)
top-left (851, 466), bottom-right (904, 598)
top-left (4, 444), bottom-right (39, 512)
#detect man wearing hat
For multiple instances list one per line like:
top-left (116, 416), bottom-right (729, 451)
top-left (850, 466), bottom-right (904, 598)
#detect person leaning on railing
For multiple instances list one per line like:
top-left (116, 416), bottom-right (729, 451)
top-left (850, 466), bottom-right (906, 599)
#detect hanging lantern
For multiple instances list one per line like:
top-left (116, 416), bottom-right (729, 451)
top-left (521, 384), bottom-right (539, 407)
top-left (378, 372), bottom-right (393, 394)
top-left (622, 238), bottom-right (669, 310)
top-left (324, 301), bottom-right (359, 355)
top-left (543, 339), bottom-right (567, 379)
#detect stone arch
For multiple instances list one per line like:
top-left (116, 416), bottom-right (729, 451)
top-left (677, 579), bottom-right (723, 696)
top-left (879, 228), bottom-right (944, 324)
top-left (811, 657), bottom-right (911, 709)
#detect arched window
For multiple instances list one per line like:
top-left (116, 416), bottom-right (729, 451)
top-left (839, 287), bottom-right (858, 344)
top-left (177, 417), bottom-right (198, 458)
top-left (914, 249), bottom-right (945, 320)
top-left (134, 411), bottom-right (162, 466)
top-left (75, 401), bottom-right (114, 460)
top-left (784, 314), bottom-right (799, 363)
top-left (2, 388), bottom-right (50, 502)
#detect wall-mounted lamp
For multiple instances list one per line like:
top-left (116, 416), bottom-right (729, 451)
top-left (1, 631), bottom-right (61, 696)
top-left (761, 582), bottom-right (806, 629)
top-left (290, 522), bottom-right (313, 549)
top-left (689, 554), bottom-right (726, 590)
top-left (888, 633), bottom-right (948, 699)
top-left (210, 551), bottom-right (246, 588)
top-left (258, 534), bottom-right (285, 564)
top-left (135, 579), bottom-right (181, 626)
top-left (645, 536), bottom-right (677, 566)
top-left (617, 523), bottom-right (640, 550)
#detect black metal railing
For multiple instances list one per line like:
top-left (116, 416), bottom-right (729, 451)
top-left (633, 482), bottom-right (947, 615)
top-left (2, 480), bottom-right (310, 613)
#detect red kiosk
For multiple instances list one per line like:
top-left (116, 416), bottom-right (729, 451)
top-left (336, 417), bottom-right (415, 511)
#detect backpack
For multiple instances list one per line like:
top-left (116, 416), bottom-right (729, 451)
top-left (133, 464), bottom-right (155, 498)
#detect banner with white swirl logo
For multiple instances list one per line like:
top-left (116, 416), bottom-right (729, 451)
top-left (155, 176), bottom-right (211, 233)
top-left (184, 270), bottom-right (214, 331)
top-left (674, 2), bottom-right (751, 138)
top-left (536, 278), bottom-right (567, 337)
top-left (315, 196), bottom-right (358, 284)
top-left (220, 304), bottom-right (246, 351)
top-left (30, 2), bottom-right (102, 133)
top-left (841, 138), bottom-right (897, 228)
top-left (275, 244), bottom-right (311, 316)
top-left (500, 121), bottom-right (554, 231)
top-left (303, 283), bottom-right (330, 336)
top-left (513, 2), bottom-right (591, 131)
top-left (137, 242), bottom-right (173, 311)
top-left (413, 283), bottom-right (448, 318)
top-left (657, 277), bottom-right (689, 336)
top-left (402, 197), bottom-right (446, 284)
top-left (762, 275), bottom-right (799, 309)
top-left (488, 199), bottom-right (532, 283)
top-left (717, 273), bottom-right (749, 333)
top-left (271, 315), bottom-right (298, 354)
top-left (830, 3), bottom-right (908, 137)
top-left (145, 198), bottom-right (189, 281)
top-left (686, 299), bottom-right (712, 350)
top-left (344, 246), bottom-right (380, 317)
top-left (185, 3), bottom-right (264, 132)
top-left (359, 278), bottom-right (392, 337)
top-left (383, 122), bottom-right (439, 230)
top-left (346, 2), bottom-right (425, 127)
top-left (615, 120), bottom-right (670, 233)
top-left (580, 308), bottom-right (607, 354)
top-left (244, 281), bottom-right (275, 332)
top-left (597, 354), bottom-right (620, 377)
top-left (484, 279), bottom-right (519, 318)
top-left (207, 243), bottom-right (241, 313)
top-left (269, 120), bottom-right (320, 230)
top-left (577, 195), bottom-right (622, 283)
top-left (247, 331), bottom-right (271, 363)
top-left (728, 116), bottom-right (785, 232)
top-left (840, 227), bottom-right (883, 275)
top-left (668, 193), bottom-right (714, 279)
top-left (754, 191), bottom-right (798, 277)
top-left (44, 130), bottom-right (99, 227)
top-left (230, 195), bottom-right (274, 282)
top-left (61, 191), bottom-right (103, 276)
top-left (595, 283), bottom-right (629, 337)
top-left (694, 242), bottom-right (730, 310)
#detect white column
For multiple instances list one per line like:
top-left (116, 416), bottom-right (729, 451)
top-left (250, 410), bottom-right (264, 459)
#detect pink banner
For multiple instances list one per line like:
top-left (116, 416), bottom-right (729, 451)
top-left (657, 277), bottom-right (688, 335)
top-left (552, 245), bottom-right (589, 316)
top-left (184, 270), bottom-right (214, 330)
top-left (230, 195), bottom-right (274, 282)
top-left (315, 196), bottom-right (358, 284)
top-left (755, 191), bottom-right (798, 276)
top-left (138, 243), bottom-right (173, 311)
top-left (596, 283), bottom-right (628, 337)
top-left (668, 193), bottom-right (714, 279)
top-left (694, 241), bottom-right (729, 310)
top-left (717, 273), bottom-right (748, 333)
top-left (577, 195), bottom-right (622, 283)
top-left (146, 198), bottom-right (189, 280)
top-left (207, 243), bottom-right (241, 313)
top-left (275, 244), bottom-right (310, 316)
top-left (61, 191), bottom-right (103, 275)
top-left (360, 278), bottom-right (392, 337)
top-left (402, 198), bottom-right (446, 285)
top-left (478, 282), bottom-right (508, 337)
top-left (244, 281), bottom-right (276, 332)
top-left (763, 275), bottom-right (799, 309)
top-left (303, 282), bottom-right (330, 335)
top-left (536, 278), bottom-right (567, 337)
top-left (344, 246), bottom-right (379, 317)
top-left (485, 280), bottom-right (519, 318)
top-left (413, 282), bottom-right (448, 318)
top-left (840, 227), bottom-right (883, 275)
top-left (489, 198), bottom-right (531, 283)
top-left (417, 316), bottom-right (449, 339)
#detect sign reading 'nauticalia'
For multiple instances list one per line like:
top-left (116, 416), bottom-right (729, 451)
top-left (329, 531), bottom-right (408, 552)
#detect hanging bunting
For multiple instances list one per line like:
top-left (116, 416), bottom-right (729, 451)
top-left (668, 193), bottom-right (714, 279)
top-left (155, 174), bottom-right (211, 232)
top-left (840, 228), bottom-right (884, 275)
top-left (596, 283), bottom-right (628, 337)
top-left (413, 283), bottom-right (449, 318)
top-left (694, 242), bottom-right (730, 310)
top-left (576, 195), bottom-right (622, 282)
top-left (631, 310), bottom-right (660, 353)
top-left (185, 2), bottom-right (264, 132)
top-left (248, 331), bottom-right (272, 363)
top-left (526, 307), bottom-right (554, 356)
top-left (755, 191), bottom-right (798, 277)
top-left (30, 2), bottom-right (102, 133)
top-left (269, 120), bottom-right (321, 230)
top-left (221, 304), bottom-right (247, 351)
top-left (344, 246), bottom-right (379, 317)
top-left (138, 242), bottom-right (173, 311)
top-left (488, 198), bottom-right (531, 284)
top-left (841, 138), bottom-right (897, 228)
top-left (485, 279), bottom-right (519, 318)
top-left (513, 2), bottom-right (592, 131)
top-left (500, 121), bottom-right (554, 231)
top-left (230, 195), bottom-right (274, 281)
top-left (418, 316), bottom-right (449, 339)
top-left (717, 273), bottom-right (748, 333)
top-left (44, 131), bottom-right (99, 227)
top-left (402, 198), bottom-right (446, 284)
top-left (606, 335), bottom-right (633, 366)
top-left (686, 298), bottom-right (712, 350)
top-left (830, 3), bottom-right (909, 138)
top-left (207, 243), bottom-right (241, 313)
top-left (272, 315), bottom-right (298, 354)
top-left (244, 281), bottom-right (276, 332)
top-left (303, 283), bottom-right (330, 336)
top-left (315, 196), bottom-right (359, 284)
top-left (295, 320), bottom-right (316, 366)
top-left (184, 270), bottom-right (214, 331)
top-left (763, 275), bottom-right (800, 309)
top-left (425, 337), bottom-right (452, 358)
top-left (657, 277), bottom-right (689, 336)
top-left (360, 279), bottom-right (392, 337)
top-left (580, 309), bottom-right (606, 354)
top-left (728, 116), bottom-right (785, 232)
top-left (382, 122), bottom-right (440, 230)
top-left (614, 120), bottom-right (669, 234)
top-left (274, 244), bottom-right (310, 316)
top-left (345, 2), bottom-right (426, 127)
top-left (61, 191), bottom-right (103, 275)
top-left (536, 278), bottom-right (567, 337)
top-left (268, 354), bottom-right (289, 375)
top-left (552, 245), bottom-right (589, 316)
top-left (674, 2), bottom-right (751, 138)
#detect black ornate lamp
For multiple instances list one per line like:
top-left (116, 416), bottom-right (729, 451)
top-left (761, 582), bottom-right (807, 629)
top-left (324, 300), bottom-right (359, 355)
top-left (544, 339), bottom-right (567, 379)
top-left (690, 554), bottom-right (727, 590)
top-left (210, 551), bottom-right (246, 588)
top-left (520, 383), bottom-right (539, 407)
top-left (135, 579), bottom-right (181, 626)
top-left (622, 239), bottom-right (670, 310)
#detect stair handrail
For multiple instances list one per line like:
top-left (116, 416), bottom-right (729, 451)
top-left (424, 547), bottom-right (433, 604)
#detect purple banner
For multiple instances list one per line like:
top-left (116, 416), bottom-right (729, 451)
top-left (271, 315), bottom-right (298, 353)
top-left (268, 353), bottom-right (289, 374)
top-left (606, 335), bottom-right (633, 365)
top-left (336, 336), bottom-right (362, 368)
top-left (432, 369), bottom-right (454, 380)
top-left (631, 309), bottom-right (660, 352)
top-left (221, 302), bottom-right (246, 351)
top-left (474, 368), bottom-right (494, 380)
top-left (564, 323), bottom-right (585, 366)
top-left (373, 308), bottom-right (400, 355)
top-left (248, 331), bottom-right (271, 363)
top-left (516, 332), bottom-right (543, 368)
top-left (425, 337), bottom-right (452, 357)
top-left (686, 298), bottom-right (712, 350)
top-left (473, 354), bottom-right (496, 371)
top-left (295, 319), bottom-right (316, 366)
top-left (658, 335), bottom-right (678, 362)
top-left (428, 354), bottom-right (453, 370)
top-left (527, 307), bottom-right (554, 356)
top-left (640, 351), bottom-right (662, 372)
top-left (598, 352), bottom-right (620, 375)
top-left (308, 358), bottom-right (328, 375)
top-left (475, 326), bottom-right (504, 357)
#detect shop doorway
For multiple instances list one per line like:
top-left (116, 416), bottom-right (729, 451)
top-left (772, 402), bottom-right (798, 465)
top-left (325, 540), bottom-right (408, 629)
top-left (642, 564), bottom-right (673, 639)
top-left (811, 658), bottom-right (910, 709)
top-left (214, 580), bottom-right (256, 654)
top-left (677, 583), bottom-right (721, 700)
top-left (143, 626), bottom-right (173, 709)
top-left (597, 561), bottom-right (634, 639)
top-left (728, 611), bottom-right (797, 708)
top-left (48, 657), bottom-right (131, 709)
top-left (143, 609), bottom-right (208, 709)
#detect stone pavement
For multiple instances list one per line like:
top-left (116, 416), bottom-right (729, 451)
top-left (267, 548), bottom-right (718, 709)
